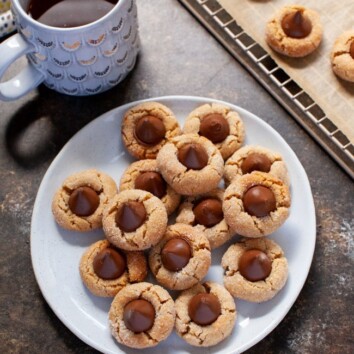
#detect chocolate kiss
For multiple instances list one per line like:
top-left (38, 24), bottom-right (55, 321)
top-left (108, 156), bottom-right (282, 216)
top-left (188, 293), bottom-right (221, 326)
top-left (123, 299), bottom-right (156, 333)
top-left (135, 172), bottom-right (167, 199)
top-left (281, 10), bottom-right (312, 39)
top-left (93, 248), bottom-right (126, 280)
top-left (115, 201), bottom-right (147, 232)
top-left (350, 41), bottom-right (354, 60)
top-left (68, 186), bottom-right (99, 217)
top-left (135, 115), bottom-right (166, 146)
top-left (239, 249), bottom-right (272, 282)
top-left (178, 143), bottom-right (208, 170)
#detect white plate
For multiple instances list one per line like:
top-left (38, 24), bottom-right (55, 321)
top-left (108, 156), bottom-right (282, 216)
top-left (31, 96), bottom-right (316, 354)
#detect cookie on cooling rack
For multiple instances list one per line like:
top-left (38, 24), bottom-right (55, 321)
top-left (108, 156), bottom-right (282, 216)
top-left (266, 5), bottom-right (323, 57)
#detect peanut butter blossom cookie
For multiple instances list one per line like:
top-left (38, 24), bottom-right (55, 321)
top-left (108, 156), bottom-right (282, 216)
top-left (266, 5), bottom-right (323, 57)
top-left (121, 102), bottom-right (181, 159)
top-left (224, 145), bottom-right (289, 186)
top-left (223, 171), bottom-right (291, 237)
top-left (102, 189), bottom-right (168, 251)
top-left (183, 103), bottom-right (245, 160)
top-left (109, 282), bottom-right (176, 349)
top-left (176, 188), bottom-right (233, 249)
top-left (222, 238), bottom-right (288, 302)
top-left (79, 240), bottom-right (147, 297)
top-left (119, 159), bottom-right (181, 215)
top-left (175, 282), bottom-right (236, 347)
top-left (149, 223), bottom-right (211, 290)
top-left (51, 169), bottom-right (117, 232)
top-left (156, 133), bottom-right (224, 196)
top-left (331, 31), bottom-right (354, 83)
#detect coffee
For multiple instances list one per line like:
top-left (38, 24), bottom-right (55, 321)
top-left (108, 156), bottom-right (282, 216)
top-left (27, 0), bottom-right (118, 28)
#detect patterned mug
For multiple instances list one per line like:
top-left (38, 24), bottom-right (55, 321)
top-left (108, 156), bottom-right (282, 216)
top-left (0, 0), bottom-right (139, 101)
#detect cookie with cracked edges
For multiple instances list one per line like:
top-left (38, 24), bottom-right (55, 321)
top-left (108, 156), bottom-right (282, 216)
top-left (331, 30), bottom-right (354, 82)
top-left (149, 223), bottom-right (211, 290)
top-left (156, 133), bottom-right (224, 196)
top-left (79, 239), bottom-right (147, 297)
top-left (175, 282), bottom-right (236, 347)
top-left (222, 238), bottom-right (288, 302)
top-left (224, 145), bottom-right (289, 186)
top-left (265, 5), bottom-right (323, 57)
top-left (109, 282), bottom-right (176, 349)
top-left (102, 189), bottom-right (168, 251)
top-left (51, 169), bottom-right (117, 232)
top-left (119, 159), bottom-right (181, 215)
top-left (176, 188), bottom-right (233, 249)
top-left (183, 103), bottom-right (245, 160)
top-left (223, 171), bottom-right (291, 237)
top-left (121, 101), bottom-right (181, 160)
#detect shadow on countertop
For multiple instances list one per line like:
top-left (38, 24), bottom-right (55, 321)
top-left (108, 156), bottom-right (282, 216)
top-left (4, 58), bottom-right (140, 169)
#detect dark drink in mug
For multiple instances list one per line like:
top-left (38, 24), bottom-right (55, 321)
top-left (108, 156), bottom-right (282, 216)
top-left (27, 0), bottom-right (118, 28)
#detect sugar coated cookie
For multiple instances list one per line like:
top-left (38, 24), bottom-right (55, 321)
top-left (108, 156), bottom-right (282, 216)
top-left (156, 133), bottom-right (224, 196)
top-left (266, 5), bottom-right (323, 57)
top-left (176, 188), bottom-right (233, 249)
top-left (109, 282), bottom-right (175, 348)
top-left (183, 103), bottom-right (245, 160)
top-left (175, 282), bottom-right (236, 347)
top-left (149, 223), bottom-right (211, 290)
top-left (121, 102), bottom-right (181, 159)
top-left (79, 240), bottom-right (147, 297)
top-left (223, 171), bottom-right (291, 237)
top-left (222, 238), bottom-right (288, 302)
top-left (119, 159), bottom-right (181, 215)
top-left (331, 31), bottom-right (354, 82)
top-left (102, 189), bottom-right (168, 251)
top-left (52, 169), bottom-right (117, 232)
top-left (224, 145), bottom-right (289, 186)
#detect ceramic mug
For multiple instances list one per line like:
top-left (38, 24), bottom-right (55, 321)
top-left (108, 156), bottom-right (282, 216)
top-left (0, 0), bottom-right (139, 101)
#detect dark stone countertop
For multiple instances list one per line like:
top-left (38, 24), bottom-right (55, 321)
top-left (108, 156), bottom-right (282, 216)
top-left (0, 1), bottom-right (353, 353)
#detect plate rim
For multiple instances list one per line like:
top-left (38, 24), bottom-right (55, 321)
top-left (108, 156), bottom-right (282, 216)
top-left (30, 95), bottom-right (316, 354)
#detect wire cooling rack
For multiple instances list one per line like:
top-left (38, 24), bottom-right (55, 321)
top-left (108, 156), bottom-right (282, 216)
top-left (179, 0), bottom-right (354, 180)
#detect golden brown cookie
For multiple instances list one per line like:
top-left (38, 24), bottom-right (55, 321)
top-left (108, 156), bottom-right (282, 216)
top-left (223, 171), bottom-right (291, 237)
top-left (79, 240), bottom-right (147, 297)
top-left (222, 238), bottom-right (288, 302)
top-left (102, 189), bottom-right (168, 251)
top-left (149, 223), bottom-right (211, 290)
top-left (176, 188), bottom-right (233, 249)
top-left (265, 5), bottom-right (323, 57)
top-left (224, 145), bottom-right (289, 186)
top-left (119, 159), bottom-right (181, 215)
top-left (51, 169), bottom-right (117, 232)
top-left (109, 282), bottom-right (176, 349)
top-left (183, 103), bottom-right (245, 160)
top-left (121, 102), bottom-right (181, 160)
top-left (331, 31), bottom-right (354, 82)
top-left (156, 133), bottom-right (224, 196)
top-left (175, 282), bottom-right (236, 347)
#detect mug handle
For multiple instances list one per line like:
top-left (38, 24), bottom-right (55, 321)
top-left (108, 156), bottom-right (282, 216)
top-left (0, 33), bottom-right (45, 101)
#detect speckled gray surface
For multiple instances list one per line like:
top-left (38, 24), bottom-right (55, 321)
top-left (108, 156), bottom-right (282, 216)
top-left (0, 1), bottom-right (353, 353)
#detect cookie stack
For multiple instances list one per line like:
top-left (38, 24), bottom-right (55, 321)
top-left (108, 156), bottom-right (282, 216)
top-left (51, 101), bottom-right (292, 349)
